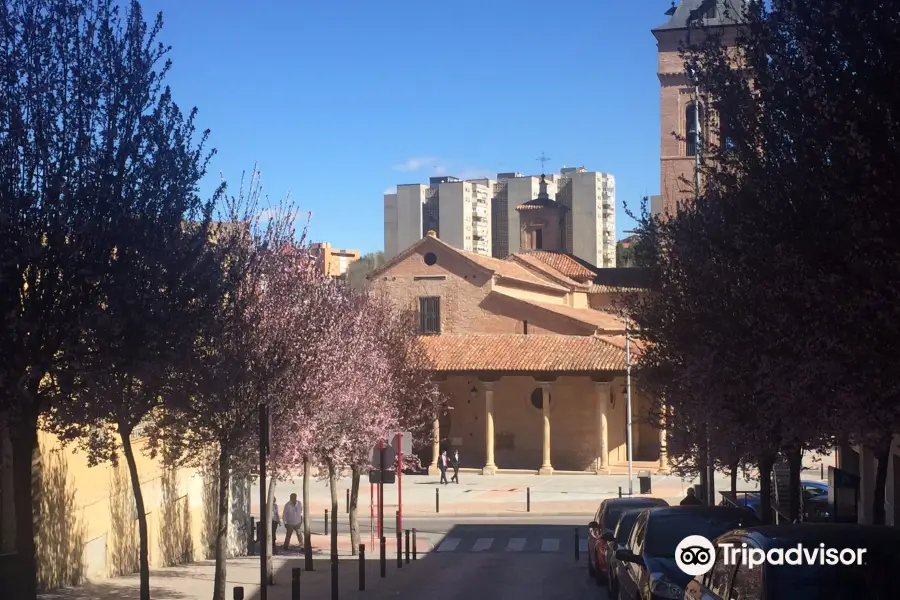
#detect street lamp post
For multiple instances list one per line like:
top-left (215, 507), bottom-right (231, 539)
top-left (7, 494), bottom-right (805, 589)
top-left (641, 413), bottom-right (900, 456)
top-left (625, 318), bottom-right (634, 496)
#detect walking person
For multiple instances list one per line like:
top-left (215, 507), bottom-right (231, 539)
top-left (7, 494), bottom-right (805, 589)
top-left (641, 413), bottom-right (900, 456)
top-left (438, 449), bottom-right (449, 485)
top-left (282, 493), bottom-right (304, 551)
top-left (271, 497), bottom-right (280, 554)
top-left (680, 486), bottom-right (703, 506)
top-left (450, 449), bottom-right (460, 484)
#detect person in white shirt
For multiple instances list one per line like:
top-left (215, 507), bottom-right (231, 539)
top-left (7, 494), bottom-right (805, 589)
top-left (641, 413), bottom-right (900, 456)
top-left (271, 498), bottom-right (280, 553)
top-left (281, 493), bottom-right (303, 550)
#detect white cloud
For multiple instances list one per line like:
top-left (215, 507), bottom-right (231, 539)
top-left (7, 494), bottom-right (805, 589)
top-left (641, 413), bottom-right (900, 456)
top-left (392, 156), bottom-right (444, 172)
top-left (257, 207), bottom-right (280, 221)
top-left (455, 167), bottom-right (492, 180)
top-left (383, 186), bottom-right (397, 195)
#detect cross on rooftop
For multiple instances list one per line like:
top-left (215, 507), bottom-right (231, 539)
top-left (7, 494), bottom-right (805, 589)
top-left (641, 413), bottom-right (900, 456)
top-left (536, 152), bottom-right (552, 173)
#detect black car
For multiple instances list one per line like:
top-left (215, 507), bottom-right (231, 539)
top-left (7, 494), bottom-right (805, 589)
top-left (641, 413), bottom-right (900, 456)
top-left (684, 524), bottom-right (900, 600)
top-left (602, 507), bottom-right (649, 599)
top-left (588, 497), bottom-right (670, 583)
top-left (614, 505), bottom-right (760, 600)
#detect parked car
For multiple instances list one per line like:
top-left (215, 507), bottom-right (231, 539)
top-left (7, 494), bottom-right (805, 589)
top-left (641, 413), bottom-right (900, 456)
top-left (602, 508), bottom-right (651, 599)
top-left (587, 497), bottom-right (669, 583)
top-left (614, 505), bottom-right (760, 600)
top-left (723, 480), bottom-right (830, 522)
top-left (683, 524), bottom-right (900, 599)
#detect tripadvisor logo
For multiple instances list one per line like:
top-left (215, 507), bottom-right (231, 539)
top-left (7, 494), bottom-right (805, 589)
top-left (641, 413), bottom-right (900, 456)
top-left (675, 535), bottom-right (868, 576)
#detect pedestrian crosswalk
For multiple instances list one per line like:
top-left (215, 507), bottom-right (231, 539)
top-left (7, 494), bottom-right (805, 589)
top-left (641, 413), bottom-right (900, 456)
top-left (434, 536), bottom-right (590, 554)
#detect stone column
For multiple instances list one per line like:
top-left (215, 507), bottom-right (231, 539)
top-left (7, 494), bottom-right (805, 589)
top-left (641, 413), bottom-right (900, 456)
top-left (428, 415), bottom-right (440, 476)
top-left (595, 382), bottom-right (610, 473)
top-left (483, 382), bottom-right (497, 475)
top-left (539, 382), bottom-right (553, 475)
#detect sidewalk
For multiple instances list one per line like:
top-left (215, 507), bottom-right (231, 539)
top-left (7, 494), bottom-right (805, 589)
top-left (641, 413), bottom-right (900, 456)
top-left (256, 472), bottom-right (747, 518)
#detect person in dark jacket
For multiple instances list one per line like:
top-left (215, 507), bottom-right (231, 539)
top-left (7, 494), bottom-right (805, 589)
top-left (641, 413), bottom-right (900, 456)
top-left (438, 450), bottom-right (449, 484)
top-left (680, 486), bottom-right (704, 506)
top-left (450, 449), bottom-right (460, 483)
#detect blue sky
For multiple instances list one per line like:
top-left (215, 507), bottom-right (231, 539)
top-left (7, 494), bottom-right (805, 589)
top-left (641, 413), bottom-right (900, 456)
top-left (143, 0), bottom-right (673, 255)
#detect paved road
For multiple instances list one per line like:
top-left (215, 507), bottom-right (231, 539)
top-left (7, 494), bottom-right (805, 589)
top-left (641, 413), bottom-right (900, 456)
top-left (331, 517), bottom-right (610, 600)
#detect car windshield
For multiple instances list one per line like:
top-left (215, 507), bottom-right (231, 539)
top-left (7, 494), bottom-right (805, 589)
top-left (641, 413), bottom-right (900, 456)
top-left (769, 552), bottom-right (899, 600)
top-left (615, 512), bottom-right (640, 543)
top-left (644, 513), bottom-right (758, 557)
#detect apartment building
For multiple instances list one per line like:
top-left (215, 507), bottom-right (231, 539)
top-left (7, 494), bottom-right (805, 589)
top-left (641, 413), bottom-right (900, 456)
top-left (385, 176), bottom-right (493, 259)
top-left (384, 168), bottom-right (615, 267)
top-left (308, 242), bottom-right (361, 277)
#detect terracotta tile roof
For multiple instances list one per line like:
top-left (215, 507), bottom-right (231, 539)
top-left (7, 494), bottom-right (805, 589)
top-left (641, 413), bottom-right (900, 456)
top-left (519, 251), bottom-right (597, 281)
top-left (508, 253), bottom-right (583, 288)
top-left (466, 252), bottom-right (567, 290)
top-left (589, 283), bottom-right (645, 294)
top-left (367, 234), bottom-right (566, 291)
top-left (526, 299), bottom-right (626, 332)
top-left (420, 334), bottom-right (625, 372)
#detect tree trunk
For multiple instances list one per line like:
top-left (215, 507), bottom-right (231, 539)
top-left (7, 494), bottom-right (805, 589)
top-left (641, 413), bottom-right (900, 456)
top-left (212, 443), bottom-right (231, 600)
top-left (119, 426), bottom-right (151, 600)
top-left (265, 477), bottom-right (276, 584)
top-left (302, 455), bottom-right (313, 571)
top-left (697, 439), bottom-right (708, 504)
top-left (758, 453), bottom-right (775, 525)
top-left (10, 409), bottom-right (39, 600)
top-left (0, 418), bottom-right (16, 554)
top-left (872, 435), bottom-right (893, 526)
top-left (328, 460), bottom-right (339, 598)
top-left (348, 466), bottom-right (361, 556)
top-left (786, 445), bottom-right (802, 522)
top-left (730, 460), bottom-right (738, 496)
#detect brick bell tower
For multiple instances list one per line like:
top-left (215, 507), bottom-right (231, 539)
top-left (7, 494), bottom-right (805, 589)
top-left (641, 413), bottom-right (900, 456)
top-left (516, 174), bottom-right (568, 252)
top-left (651, 0), bottom-right (745, 217)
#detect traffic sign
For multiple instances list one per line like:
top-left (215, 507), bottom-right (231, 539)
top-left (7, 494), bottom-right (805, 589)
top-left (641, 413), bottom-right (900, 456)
top-left (391, 432), bottom-right (412, 455)
top-left (369, 444), bottom-right (396, 469)
top-left (368, 470), bottom-right (396, 485)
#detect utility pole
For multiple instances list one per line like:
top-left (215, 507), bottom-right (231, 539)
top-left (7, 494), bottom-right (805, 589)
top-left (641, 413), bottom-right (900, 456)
top-left (259, 403), bottom-right (268, 600)
top-left (625, 317), bottom-right (634, 496)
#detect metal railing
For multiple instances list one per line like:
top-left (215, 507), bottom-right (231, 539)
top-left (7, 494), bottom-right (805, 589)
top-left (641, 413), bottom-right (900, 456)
top-left (719, 490), bottom-right (793, 524)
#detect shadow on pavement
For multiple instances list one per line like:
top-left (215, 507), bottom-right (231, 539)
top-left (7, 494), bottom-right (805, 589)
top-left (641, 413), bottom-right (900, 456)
top-left (244, 522), bottom-right (594, 600)
top-left (38, 579), bottom-right (192, 600)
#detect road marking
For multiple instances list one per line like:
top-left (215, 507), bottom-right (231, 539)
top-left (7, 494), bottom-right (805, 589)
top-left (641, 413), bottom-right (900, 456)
top-left (541, 538), bottom-right (560, 552)
top-left (437, 538), bottom-right (460, 552)
top-left (579, 539), bottom-right (588, 553)
top-left (506, 538), bottom-right (526, 552)
top-left (472, 537), bottom-right (493, 552)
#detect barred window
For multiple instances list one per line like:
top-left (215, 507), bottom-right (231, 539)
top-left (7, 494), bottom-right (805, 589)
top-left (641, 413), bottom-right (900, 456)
top-left (419, 296), bottom-right (441, 334)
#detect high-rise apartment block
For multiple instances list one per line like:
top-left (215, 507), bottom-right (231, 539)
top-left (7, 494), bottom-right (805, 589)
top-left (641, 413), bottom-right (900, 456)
top-left (384, 167), bottom-right (616, 267)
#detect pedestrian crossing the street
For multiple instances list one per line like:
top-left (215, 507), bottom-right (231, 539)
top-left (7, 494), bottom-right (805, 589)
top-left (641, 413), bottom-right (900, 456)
top-left (434, 536), bottom-right (590, 554)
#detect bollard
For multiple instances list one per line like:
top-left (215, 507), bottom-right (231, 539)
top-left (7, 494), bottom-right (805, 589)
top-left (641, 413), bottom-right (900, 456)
top-left (359, 544), bottom-right (366, 591)
top-left (412, 528), bottom-right (417, 560)
top-left (527, 487), bottom-right (531, 512)
top-left (380, 536), bottom-right (387, 577)
top-left (821, 463), bottom-right (825, 480)
top-left (234, 587), bottom-right (245, 600)
top-left (435, 487), bottom-right (440, 513)
top-left (574, 527), bottom-right (579, 561)
top-left (324, 509), bottom-right (329, 535)
top-left (397, 532), bottom-right (402, 568)
top-left (405, 529), bottom-right (410, 563)
top-left (346, 489), bottom-right (350, 514)
top-left (291, 568), bottom-right (301, 599)
top-left (248, 517), bottom-right (256, 555)
top-left (618, 486), bottom-right (622, 498)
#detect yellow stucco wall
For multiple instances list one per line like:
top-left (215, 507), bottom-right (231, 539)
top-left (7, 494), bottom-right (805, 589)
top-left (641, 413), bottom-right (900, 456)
top-left (3, 430), bottom-right (235, 591)
top-left (439, 375), bottom-right (661, 472)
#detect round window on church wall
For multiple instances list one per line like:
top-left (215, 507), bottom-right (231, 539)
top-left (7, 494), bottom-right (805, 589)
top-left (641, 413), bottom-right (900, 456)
top-left (530, 388), bottom-right (550, 410)
top-left (423, 252), bottom-right (437, 266)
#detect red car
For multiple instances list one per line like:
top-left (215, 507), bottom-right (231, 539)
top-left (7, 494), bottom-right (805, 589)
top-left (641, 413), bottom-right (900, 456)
top-left (587, 497), bottom-right (669, 585)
